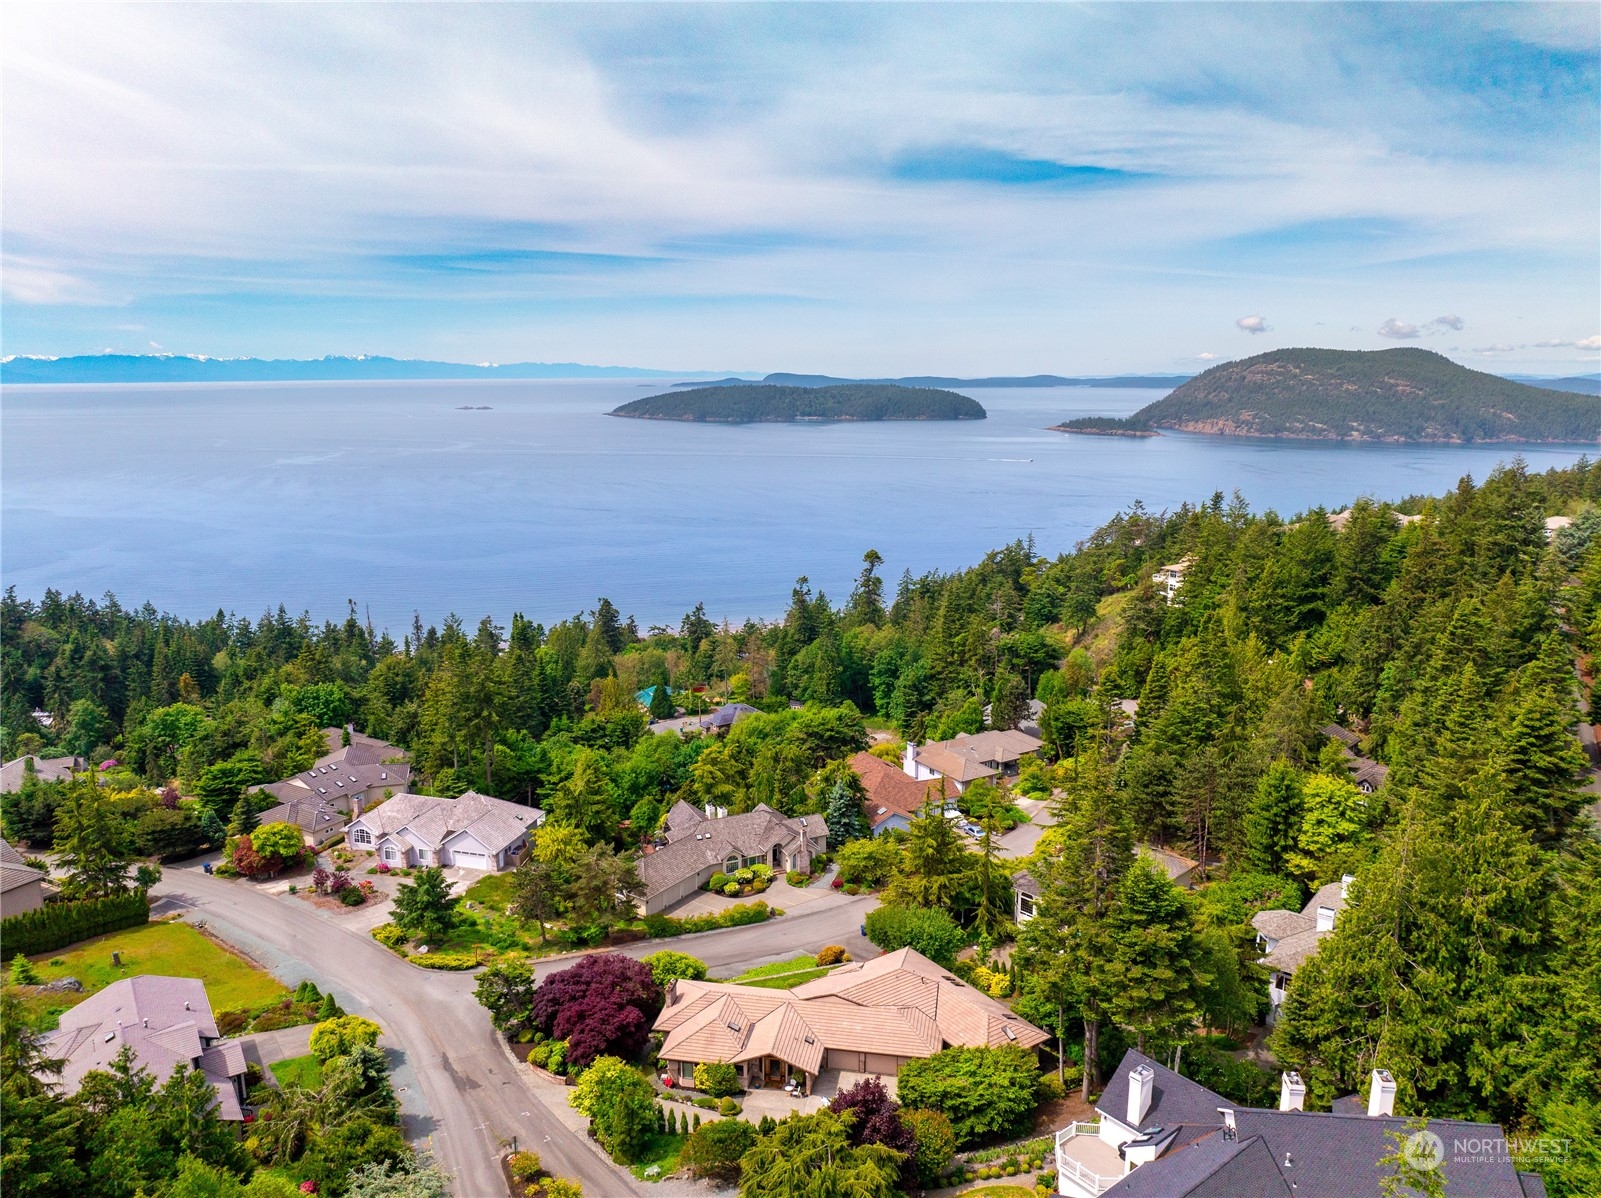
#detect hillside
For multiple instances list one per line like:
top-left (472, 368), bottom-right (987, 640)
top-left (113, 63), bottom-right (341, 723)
top-left (1051, 348), bottom-right (1600, 442)
top-left (610, 382), bottom-right (986, 422)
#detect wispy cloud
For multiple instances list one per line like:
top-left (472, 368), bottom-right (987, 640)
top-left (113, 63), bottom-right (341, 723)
top-left (0, 4), bottom-right (1594, 370)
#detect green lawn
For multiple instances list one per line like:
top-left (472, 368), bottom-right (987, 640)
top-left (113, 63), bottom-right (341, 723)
top-left (741, 968), bottom-right (832, 990)
top-left (730, 954), bottom-right (818, 981)
top-left (462, 872), bottom-right (518, 911)
top-left (19, 919), bottom-right (289, 1028)
top-left (956, 1187), bottom-right (1035, 1198)
top-left (269, 1053), bottom-right (324, 1090)
top-left (628, 1130), bottom-right (687, 1182)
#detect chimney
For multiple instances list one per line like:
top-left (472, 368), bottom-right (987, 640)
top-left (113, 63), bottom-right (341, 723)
top-left (1279, 1071), bottom-right (1306, 1112)
top-left (1368, 1069), bottom-right (1397, 1117)
top-left (1340, 873), bottom-right (1355, 900)
top-left (1316, 905), bottom-right (1337, 932)
top-left (1127, 1063), bottom-right (1155, 1127)
top-left (352, 795), bottom-right (363, 821)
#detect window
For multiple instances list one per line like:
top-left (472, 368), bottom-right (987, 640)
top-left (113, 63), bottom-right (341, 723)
top-left (1018, 893), bottom-right (1035, 918)
top-left (352, 829), bottom-right (372, 846)
top-left (725, 855), bottom-right (740, 873)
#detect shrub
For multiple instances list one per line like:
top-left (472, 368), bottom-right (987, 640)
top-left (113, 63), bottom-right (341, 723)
top-left (723, 883), bottom-right (740, 896)
top-left (900, 1107), bottom-right (957, 1187)
top-left (864, 905), bottom-right (965, 968)
top-left (707, 873), bottom-right (729, 892)
top-left (679, 1116), bottom-right (757, 1184)
top-left (1037, 1072), bottom-right (1067, 1103)
top-left (529, 954), bottom-right (663, 1070)
top-left (831, 876), bottom-right (843, 889)
top-left (835, 837), bottom-right (901, 888)
top-left (309, 1014), bottom-right (382, 1061)
top-left (692, 1096), bottom-right (717, 1110)
top-left (641, 900), bottom-right (773, 938)
top-left (750, 864), bottom-right (773, 881)
top-left (408, 951), bottom-right (478, 970)
top-left (568, 1056), bottom-right (657, 1164)
top-left (0, 891), bottom-right (149, 959)
top-left (339, 886), bottom-right (366, 906)
top-left (694, 1061), bottom-right (740, 1098)
top-left (641, 950), bottom-right (708, 987)
top-left (216, 1009), bottom-right (250, 1036)
top-left (8, 954), bottom-right (41, 985)
top-left (718, 1097), bottom-right (741, 1116)
top-left (508, 1151), bottom-right (542, 1183)
top-left (786, 870), bottom-right (808, 887)
top-left (815, 945), bottom-right (849, 966)
top-left (371, 923), bottom-right (410, 951)
top-left (897, 1044), bottom-right (1042, 1147)
top-left (733, 868), bottom-right (754, 885)
top-left (843, 883), bottom-right (860, 895)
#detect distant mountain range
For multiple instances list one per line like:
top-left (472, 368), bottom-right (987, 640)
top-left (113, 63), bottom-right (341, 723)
top-left (612, 383), bottom-right (986, 423)
top-left (1505, 374), bottom-right (1601, 396)
top-left (1051, 348), bottom-right (1601, 443)
top-left (672, 372), bottom-right (1193, 389)
top-left (0, 354), bottom-right (739, 384)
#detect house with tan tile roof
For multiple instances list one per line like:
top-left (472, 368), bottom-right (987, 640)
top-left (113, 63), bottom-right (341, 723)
top-left (344, 790), bottom-right (542, 872)
top-left (902, 729), bottom-right (1043, 793)
top-left (42, 975), bottom-right (251, 1120)
top-left (654, 946), bottom-right (1048, 1094)
top-left (639, 801), bottom-right (826, 914)
top-left (847, 751), bottom-right (958, 834)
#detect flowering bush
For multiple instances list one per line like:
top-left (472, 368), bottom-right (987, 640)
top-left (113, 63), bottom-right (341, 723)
top-left (299, 1181), bottom-right (318, 1194)
top-left (376, 861), bottom-right (390, 874)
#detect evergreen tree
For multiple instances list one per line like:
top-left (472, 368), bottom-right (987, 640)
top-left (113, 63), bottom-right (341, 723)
top-left (1244, 761), bottom-right (1304, 876)
top-left (1104, 855), bottom-right (1207, 1054)
top-left (550, 749), bottom-right (617, 843)
top-left (390, 867), bottom-right (460, 944)
top-left (55, 778), bottom-right (132, 900)
top-left (884, 796), bottom-right (972, 909)
top-left (1018, 749), bottom-right (1132, 1099)
top-left (819, 763), bottom-right (870, 845)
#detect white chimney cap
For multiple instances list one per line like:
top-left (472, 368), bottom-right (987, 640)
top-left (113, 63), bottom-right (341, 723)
top-left (1368, 1068), bottom-right (1397, 1117)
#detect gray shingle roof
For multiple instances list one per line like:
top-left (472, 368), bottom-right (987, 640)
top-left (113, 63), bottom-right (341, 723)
top-left (0, 755), bottom-right (85, 793)
top-left (350, 790), bottom-right (541, 855)
top-left (1096, 1050), bottom-right (1534, 1198)
top-left (641, 803), bottom-right (826, 899)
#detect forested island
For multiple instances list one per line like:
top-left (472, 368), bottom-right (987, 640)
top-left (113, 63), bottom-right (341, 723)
top-left (610, 382), bottom-right (986, 422)
top-left (1052, 347), bottom-right (1601, 442)
top-left (6, 458), bottom-right (1601, 1196)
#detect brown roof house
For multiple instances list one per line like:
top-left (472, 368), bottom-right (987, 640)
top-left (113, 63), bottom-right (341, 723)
top-left (1250, 875), bottom-right (1353, 1024)
top-left (847, 751), bottom-right (958, 835)
top-left (0, 837), bottom-right (50, 917)
top-left (654, 946), bottom-right (1049, 1094)
top-left (0, 754), bottom-right (86, 794)
top-left (43, 975), bottom-right (251, 1120)
top-left (639, 801), bottom-right (827, 914)
top-left (344, 790), bottom-right (542, 872)
top-left (1054, 1049), bottom-right (1546, 1198)
top-left (902, 729), bottom-right (1043, 794)
top-left (251, 730), bottom-right (412, 841)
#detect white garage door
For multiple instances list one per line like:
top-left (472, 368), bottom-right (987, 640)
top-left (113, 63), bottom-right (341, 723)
top-left (451, 850), bottom-right (490, 870)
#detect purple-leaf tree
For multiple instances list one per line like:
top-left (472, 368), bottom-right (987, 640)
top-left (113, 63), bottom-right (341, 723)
top-left (529, 953), bottom-right (664, 1069)
top-left (830, 1075), bottom-right (918, 1185)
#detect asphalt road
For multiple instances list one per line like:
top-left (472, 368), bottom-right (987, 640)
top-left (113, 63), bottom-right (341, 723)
top-left (151, 869), bottom-right (877, 1198)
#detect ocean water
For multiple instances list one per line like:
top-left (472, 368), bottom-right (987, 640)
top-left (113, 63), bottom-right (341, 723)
top-left (1, 379), bottom-right (1592, 633)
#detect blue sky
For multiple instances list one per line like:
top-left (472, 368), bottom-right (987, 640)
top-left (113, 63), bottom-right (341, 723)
top-left (2, 3), bottom-right (1597, 375)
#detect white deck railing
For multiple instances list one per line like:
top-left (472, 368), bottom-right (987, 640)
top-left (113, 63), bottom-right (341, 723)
top-left (1055, 1122), bottom-right (1121, 1196)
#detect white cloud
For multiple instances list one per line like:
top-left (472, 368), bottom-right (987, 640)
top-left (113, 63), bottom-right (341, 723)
top-left (1578, 335), bottom-right (1601, 351)
top-left (1532, 335), bottom-right (1601, 351)
top-left (1378, 317), bottom-right (1420, 339)
top-left (1472, 344), bottom-right (1516, 353)
top-left (0, 259), bottom-right (108, 304)
top-left (1427, 314), bottom-right (1464, 331)
top-left (1197, 351), bottom-right (1217, 360)
top-left (1236, 315), bottom-right (1269, 334)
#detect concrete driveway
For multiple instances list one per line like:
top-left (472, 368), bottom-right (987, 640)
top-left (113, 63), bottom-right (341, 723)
top-left (996, 798), bottom-right (1056, 860)
top-left (661, 866), bottom-right (843, 918)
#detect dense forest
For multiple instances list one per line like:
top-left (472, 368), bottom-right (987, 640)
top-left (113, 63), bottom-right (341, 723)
top-left (1053, 347), bottom-right (1601, 442)
top-left (610, 383), bottom-right (986, 422)
top-left (5, 457), bottom-right (1601, 1194)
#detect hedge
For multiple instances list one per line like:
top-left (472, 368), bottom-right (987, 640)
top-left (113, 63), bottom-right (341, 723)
top-left (1, 891), bottom-right (150, 959)
top-left (407, 951), bottom-right (479, 970)
top-left (642, 900), bottom-right (777, 938)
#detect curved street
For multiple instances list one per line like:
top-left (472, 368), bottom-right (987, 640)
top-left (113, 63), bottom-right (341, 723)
top-left (151, 867), bottom-right (877, 1198)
